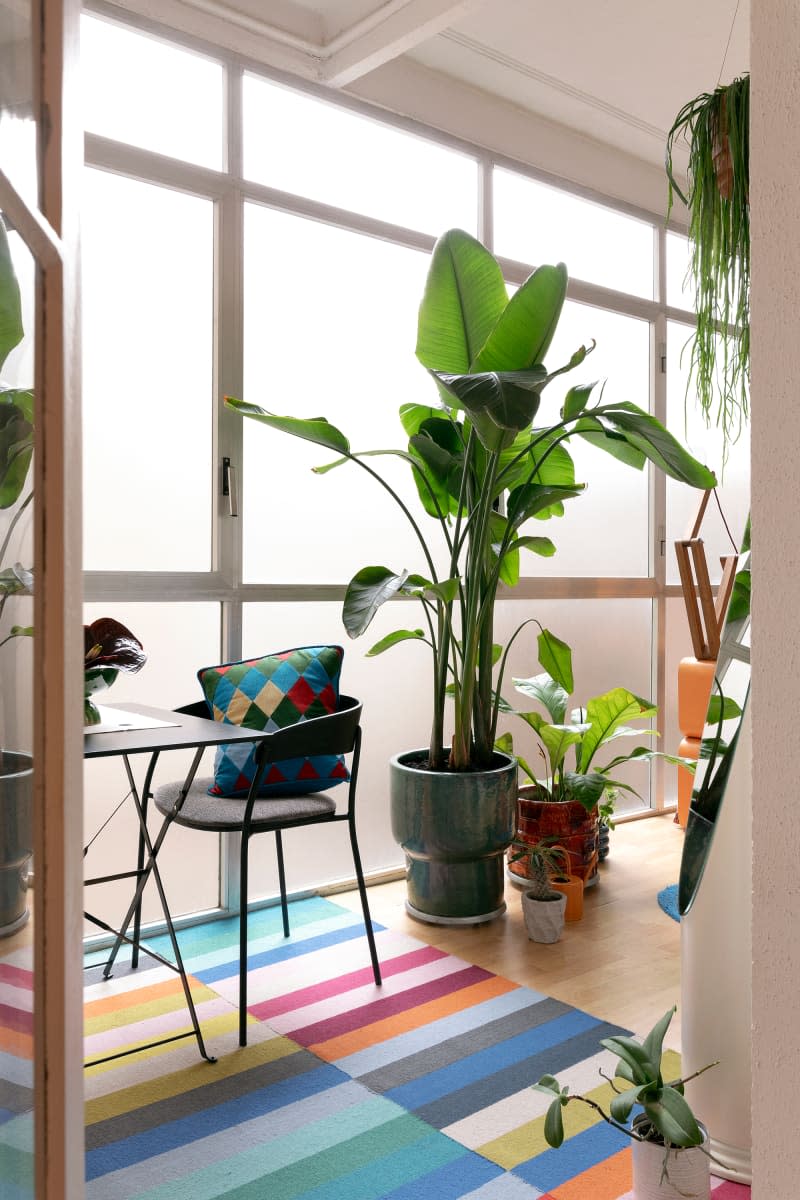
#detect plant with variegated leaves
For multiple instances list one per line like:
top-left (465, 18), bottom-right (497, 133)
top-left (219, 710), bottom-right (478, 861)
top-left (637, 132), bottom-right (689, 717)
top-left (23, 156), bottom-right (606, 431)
top-left (536, 1007), bottom-right (716, 1151)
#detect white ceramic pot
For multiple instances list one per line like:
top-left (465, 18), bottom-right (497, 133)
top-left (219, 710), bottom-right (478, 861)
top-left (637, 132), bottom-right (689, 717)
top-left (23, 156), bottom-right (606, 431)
top-left (631, 1118), bottom-right (710, 1200)
top-left (521, 889), bottom-right (566, 943)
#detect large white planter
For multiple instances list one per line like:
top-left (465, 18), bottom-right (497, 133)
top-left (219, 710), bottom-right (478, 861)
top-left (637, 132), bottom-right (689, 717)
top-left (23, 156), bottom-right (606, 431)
top-left (631, 1119), bottom-right (710, 1200)
top-left (521, 889), bottom-right (566, 943)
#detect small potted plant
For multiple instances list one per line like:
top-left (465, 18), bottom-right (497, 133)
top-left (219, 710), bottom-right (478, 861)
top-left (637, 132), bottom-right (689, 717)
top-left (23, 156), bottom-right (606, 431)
top-left (498, 662), bottom-right (692, 885)
top-left (536, 1006), bottom-right (716, 1199)
top-left (510, 839), bottom-right (570, 943)
top-left (227, 229), bottom-right (715, 923)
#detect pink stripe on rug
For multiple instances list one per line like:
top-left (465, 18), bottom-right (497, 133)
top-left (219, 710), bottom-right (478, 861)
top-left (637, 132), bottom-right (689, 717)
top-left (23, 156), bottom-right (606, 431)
top-left (710, 1180), bottom-right (751, 1197)
top-left (0, 1001), bottom-right (33, 1035)
top-left (251, 944), bottom-right (446, 1021)
top-left (0, 962), bottom-right (33, 989)
top-left (284, 964), bottom-right (493, 1045)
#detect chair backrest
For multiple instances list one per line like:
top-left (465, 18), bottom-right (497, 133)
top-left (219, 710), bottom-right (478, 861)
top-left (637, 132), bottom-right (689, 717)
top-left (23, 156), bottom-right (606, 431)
top-left (253, 694), bottom-right (362, 766)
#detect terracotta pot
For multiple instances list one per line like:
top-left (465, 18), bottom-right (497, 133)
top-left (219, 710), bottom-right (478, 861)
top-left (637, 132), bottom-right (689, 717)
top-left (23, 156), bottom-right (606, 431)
top-left (509, 786), bottom-right (599, 885)
top-left (549, 872), bottom-right (584, 921)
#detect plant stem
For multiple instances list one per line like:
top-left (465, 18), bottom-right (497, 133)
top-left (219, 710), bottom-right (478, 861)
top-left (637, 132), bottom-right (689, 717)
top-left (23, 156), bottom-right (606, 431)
top-left (0, 490), bottom-right (33, 564)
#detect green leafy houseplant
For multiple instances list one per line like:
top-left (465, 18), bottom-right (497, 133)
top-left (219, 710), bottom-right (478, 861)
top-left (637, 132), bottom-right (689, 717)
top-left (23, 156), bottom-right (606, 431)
top-left (227, 229), bottom-right (715, 775)
top-left (498, 667), bottom-right (692, 816)
top-left (0, 220), bottom-right (34, 658)
top-left (511, 838), bottom-right (571, 944)
top-left (666, 74), bottom-right (749, 453)
top-left (537, 1007), bottom-right (714, 1148)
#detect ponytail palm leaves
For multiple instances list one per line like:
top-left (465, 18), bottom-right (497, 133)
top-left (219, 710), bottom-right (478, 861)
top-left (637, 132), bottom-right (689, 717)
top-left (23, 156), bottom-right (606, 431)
top-left (227, 229), bottom-right (715, 773)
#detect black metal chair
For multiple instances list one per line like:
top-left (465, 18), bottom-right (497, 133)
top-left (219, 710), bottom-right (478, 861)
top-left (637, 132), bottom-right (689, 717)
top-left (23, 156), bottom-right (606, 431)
top-left (152, 694), bottom-right (382, 1046)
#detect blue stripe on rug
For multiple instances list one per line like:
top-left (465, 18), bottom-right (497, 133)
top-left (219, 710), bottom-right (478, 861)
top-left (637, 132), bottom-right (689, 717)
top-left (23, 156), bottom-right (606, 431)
top-left (657, 884), bottom-right (680, 922)
top-left (195, 919), bottom-right (383, 985)
top-left (513, 1120), bottom-right (629, 1191)
top-left (380, 1153), bottom-right (505, 1200)
top-left (383, 1009), bottom-right (599, 1110)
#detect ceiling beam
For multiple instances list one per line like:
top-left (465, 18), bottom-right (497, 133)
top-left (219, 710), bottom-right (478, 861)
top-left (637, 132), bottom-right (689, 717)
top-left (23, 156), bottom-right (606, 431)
top-left (323, 0), bottom-right (486, 88)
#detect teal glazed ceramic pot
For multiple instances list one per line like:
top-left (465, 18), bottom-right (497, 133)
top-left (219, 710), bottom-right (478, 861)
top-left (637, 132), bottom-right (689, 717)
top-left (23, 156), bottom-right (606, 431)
top-left (390, 749), bottom-right (517, 924)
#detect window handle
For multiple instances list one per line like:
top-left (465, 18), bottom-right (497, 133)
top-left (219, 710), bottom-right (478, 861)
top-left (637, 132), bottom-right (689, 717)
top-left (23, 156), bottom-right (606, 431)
top-left (222, 457), bottom-right (238, 517)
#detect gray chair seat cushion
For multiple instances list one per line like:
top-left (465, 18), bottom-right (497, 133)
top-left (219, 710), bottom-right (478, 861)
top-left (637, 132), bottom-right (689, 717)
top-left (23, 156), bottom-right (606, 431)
top-left (154, 778), bottom-right (337, 831)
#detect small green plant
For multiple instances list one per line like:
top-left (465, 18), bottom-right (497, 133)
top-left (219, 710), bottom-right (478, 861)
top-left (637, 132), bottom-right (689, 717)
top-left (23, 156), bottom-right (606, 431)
top-left (509, 839), bottom-right (569, 900)
top-left (536, 1006), bottom-right (716, 1150)
top-left (497, 666), bottom-right (692, 816)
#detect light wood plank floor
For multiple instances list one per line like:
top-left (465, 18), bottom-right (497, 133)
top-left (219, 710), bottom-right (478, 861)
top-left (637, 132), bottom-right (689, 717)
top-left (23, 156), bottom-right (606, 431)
top-left (337, 813), bottom-right (684, 1048)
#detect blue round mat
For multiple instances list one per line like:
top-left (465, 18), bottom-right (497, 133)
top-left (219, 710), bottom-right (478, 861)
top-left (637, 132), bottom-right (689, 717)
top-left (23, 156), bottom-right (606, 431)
top-left (657, 883), bottom-right (680, 922)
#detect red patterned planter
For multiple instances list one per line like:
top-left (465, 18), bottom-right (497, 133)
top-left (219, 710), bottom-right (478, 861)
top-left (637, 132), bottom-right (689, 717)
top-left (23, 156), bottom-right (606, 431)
top-left (509, 785), bottom-right (599, 885)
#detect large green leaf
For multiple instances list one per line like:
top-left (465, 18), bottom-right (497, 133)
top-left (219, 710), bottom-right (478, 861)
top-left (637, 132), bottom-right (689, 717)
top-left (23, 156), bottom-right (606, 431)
top-left (641, 1008), bottom-right (676, 1081)
top-left (416, 229), bottom-right (508, 374)
top-left (598, 402), bottom-right (716, 487)
top-left (0, 223), bottom-right (23, 373)
top-left (562, 771), bottom-right (611, 810)
top-left (0, 563), bottom-right (33, 596)
top-left (543, 1098), bottom-right (565, 1149)
top-left (498, 429), bottom-right (576, 495)
top-left (225, 398), bottom-right (351, 455)
top-left (522, 714), bottom-right (583, 776)
top-left (642, 1086), bottom-right (703, 1148)
top-left (574, 414), bottom-right (647, 470)
top-left (431, 369), bottom-right (545, 450)
top-left (601, 1035), bottom-right (655, 1086)
top-left (0, 400), bottom-right (34, 509)
top-left (562, 383), bottom-right (597, 422)
top-left (408, 416), bottom-right (465, 516)
top-left (366, 628), bottom-right (428, 656)
top-left (507, 482), bottom-right (585, 529)
top-left (537, 628), bottom-right (573, 693)
top-left (610, 1083), bottom-right (648, 1125)
top-left (342, 566), bottom-right (409, 638)
top-left (473, 262), bottom-right (568, 372)
top-left (512, 672), bottom-right (569, 723)
top-left (578, 688), bottom-right (657, 773)
top-left (399, 402), bottom-right (446, 437)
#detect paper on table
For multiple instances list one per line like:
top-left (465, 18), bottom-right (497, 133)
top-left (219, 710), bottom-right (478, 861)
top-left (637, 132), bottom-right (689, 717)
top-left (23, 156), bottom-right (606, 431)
top-left (84, 706), bottom-right (179, 734)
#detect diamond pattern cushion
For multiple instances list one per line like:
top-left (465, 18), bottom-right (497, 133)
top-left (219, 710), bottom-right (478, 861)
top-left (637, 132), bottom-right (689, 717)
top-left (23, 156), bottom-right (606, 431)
top-left (198, 645), bottom-right (348, 798)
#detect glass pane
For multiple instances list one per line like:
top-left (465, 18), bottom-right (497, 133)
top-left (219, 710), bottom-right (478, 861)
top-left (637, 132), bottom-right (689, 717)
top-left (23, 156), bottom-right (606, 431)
top-left (243, 74), bottom-right (478, 235)
top-left (82, 169), bottom-right (214, 572)
top-left (82, 602), bottom-right (222, 930)
top-left (521, 300), bottom-right (651, 578)
top-left (495, 597), bottom-right (654, 816)
top-left (0, 6), bottom-right (36, 209)
top-left (242, 207), bottom-right (443, 583)
top-left (665, 321), bottom-right (749, 585)
top-left (666, 230), bottom-right (693, 309)
top-left (493, 167), bottom-right (655, 299)
top-left (0, 227), bottom-right (35, 1196)
top-left (81, 13), bottom-right (224, 169)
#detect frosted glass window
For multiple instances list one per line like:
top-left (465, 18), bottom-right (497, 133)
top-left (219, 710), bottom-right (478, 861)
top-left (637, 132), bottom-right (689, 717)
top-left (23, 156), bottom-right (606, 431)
top-left (83, 602), bottom-right (221, 926)
top-left (81, 14), bottom-right (224, 169)
top-left (493, 168), bottom-right (654, 299)
top-left (243, 74), bottom-right (478, 235)
top-left (665, 321), bottom-right (749, 585)
top-left (82, 169), bottom-right (214, 571)
top-left (242, 602), bottom-right (420, 897)
top-left (520, 300), bottom-right (651, 578)
top-left (666, 231), bottom-right (693, 310)
top-left (242, 207), bottom-right (448, 583)
top-left (495, 597), bottom-right (654, 815)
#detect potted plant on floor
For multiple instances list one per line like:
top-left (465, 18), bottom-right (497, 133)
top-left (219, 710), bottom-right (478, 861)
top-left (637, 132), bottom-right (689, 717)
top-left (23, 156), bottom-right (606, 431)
top-left (227, 228), bottom-right (714, 923)
top-left (511, 839), bottom-right (569, 943)
top-left (499, 665), bottom-right (692, 887)
top-left (536, 1006), bottom-right (716, 1199)
top-left (0, 220), bottom-right (34, 936)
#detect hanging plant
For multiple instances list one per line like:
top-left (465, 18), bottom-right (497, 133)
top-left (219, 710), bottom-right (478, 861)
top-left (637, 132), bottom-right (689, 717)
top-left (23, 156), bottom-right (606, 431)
top-left (666, 73), bottom-right (750, 454)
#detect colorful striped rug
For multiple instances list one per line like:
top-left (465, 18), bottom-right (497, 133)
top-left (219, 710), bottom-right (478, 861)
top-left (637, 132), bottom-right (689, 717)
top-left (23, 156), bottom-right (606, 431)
top-left (1, 897), bottom-right (751, 1199)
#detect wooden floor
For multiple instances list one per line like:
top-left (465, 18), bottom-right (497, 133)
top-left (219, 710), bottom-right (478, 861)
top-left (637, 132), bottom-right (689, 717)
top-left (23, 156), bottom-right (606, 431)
top-left (337, 813), bottom-right (684, 1048)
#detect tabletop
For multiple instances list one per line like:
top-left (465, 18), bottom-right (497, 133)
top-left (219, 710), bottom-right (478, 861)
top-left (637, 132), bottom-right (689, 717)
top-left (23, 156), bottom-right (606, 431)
top-left (83, 701), bottom-right (267, 759)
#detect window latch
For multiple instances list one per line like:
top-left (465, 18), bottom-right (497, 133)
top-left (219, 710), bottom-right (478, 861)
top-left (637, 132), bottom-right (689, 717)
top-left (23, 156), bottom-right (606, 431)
top-left (222, 457), bottom-right (238, 518)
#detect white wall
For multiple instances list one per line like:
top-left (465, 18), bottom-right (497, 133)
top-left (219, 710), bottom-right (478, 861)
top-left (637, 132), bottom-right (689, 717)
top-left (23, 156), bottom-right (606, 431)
top-left (751, 2), bottom-right (800, 1195)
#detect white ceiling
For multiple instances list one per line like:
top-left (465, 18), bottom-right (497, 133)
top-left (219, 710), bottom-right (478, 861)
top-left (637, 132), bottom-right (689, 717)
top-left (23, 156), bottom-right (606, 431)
top-left (191, 0), bottom-right (749, 168)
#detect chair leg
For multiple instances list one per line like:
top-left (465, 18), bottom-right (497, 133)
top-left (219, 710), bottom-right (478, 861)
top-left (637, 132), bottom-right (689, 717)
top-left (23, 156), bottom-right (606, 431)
top-left (275, 829), bottom-right (290, 938)
top-left (239, 831), bottom-right (250, 1047)
top-left (349, 815), bottom-right (381, 986)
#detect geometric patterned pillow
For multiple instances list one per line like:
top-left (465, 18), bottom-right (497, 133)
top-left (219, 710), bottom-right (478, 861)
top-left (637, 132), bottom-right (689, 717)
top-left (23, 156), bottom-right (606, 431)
top-left (197, 645), bottom-right (349, 798)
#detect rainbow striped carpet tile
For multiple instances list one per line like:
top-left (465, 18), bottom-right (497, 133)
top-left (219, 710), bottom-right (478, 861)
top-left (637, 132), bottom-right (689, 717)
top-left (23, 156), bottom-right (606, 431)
top-left (2, 896), bottom-right (751, 1199)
